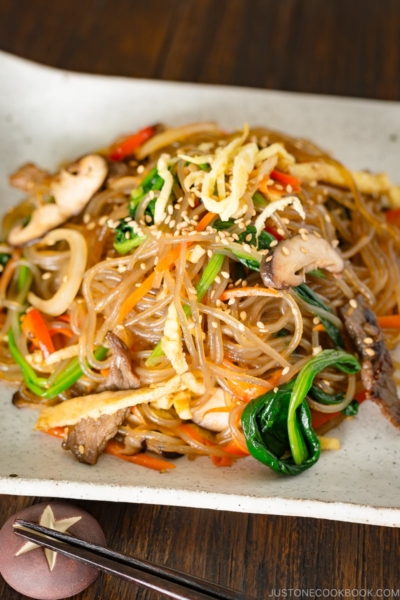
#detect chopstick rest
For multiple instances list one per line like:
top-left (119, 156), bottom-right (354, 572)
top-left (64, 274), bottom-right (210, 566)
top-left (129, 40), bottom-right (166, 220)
top-left (0, 501), bottom-right (106, 600)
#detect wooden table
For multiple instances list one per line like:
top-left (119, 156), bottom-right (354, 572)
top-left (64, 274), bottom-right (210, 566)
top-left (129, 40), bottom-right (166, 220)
top-left (1, 1), bottom-right (400, 598)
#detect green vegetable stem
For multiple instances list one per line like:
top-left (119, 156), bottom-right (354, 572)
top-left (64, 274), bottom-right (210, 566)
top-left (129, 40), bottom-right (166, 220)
top-left (241, 349), bottom-right (360, 475)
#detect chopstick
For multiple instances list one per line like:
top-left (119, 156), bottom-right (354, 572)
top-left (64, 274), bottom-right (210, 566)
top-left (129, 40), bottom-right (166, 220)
top-left (14, 520), bottom-right (251, 600)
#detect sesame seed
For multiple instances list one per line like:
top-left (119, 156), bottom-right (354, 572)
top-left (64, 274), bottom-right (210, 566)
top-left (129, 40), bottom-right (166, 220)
top-left (221, 271), bottom-right (230, 279)
top-left (235, 279), bottom-right (242, 286)
top-left (286, 185), bottom-right (293, 193)
top-left (363, 337), bottom-right (373, 344)
top-left (63, 275), bottom-right (69, 283)
top-left (207, 250), bottom-right (213, 258)
top-left (266, 256), bottom-right (273, 262)
top-left (156, 230), bottom-right (162, 240)
top-left (154, 257), bottom-right (159, 265)
top-left (216, 299), bottom-right (222, 307)
top-left (169, 220), bottom-right (176, 229)
top-left (42, 272), bottom-right (51, 280)
top-left (145, 215), bottom-right (152, 223)
top-left (238, 222), bottom-right (246, 230)
top-left (167, 205), bottom-right (173, 215)
top-left (299, 228), bottom-right (308, 235)
top-left (118, 265), bottom-right (127, 273)
top-left (125, 231), bottom-right (131, 239)
top-left (87, 222), bottom-right (96, 230)
top-left (313, 317), bottom-right (320, 325)
top-left (273, 387), bottom-right (279, 393)
top-left (313, 231), bottom-right (322, 239)
top-left (300, 247), bottom-right (309, 254)
top-left (301, 233), bottom-right (308, 241)
top-left (257, 321), bottom-right (264, 328)
top-left (98, 216), bottom-right (108, 226)
top-left (232, 233), bottom-right (239, 241)
top-left (210, 290), bottom-right (216, 299)
top-left (221, 238), bottom-right (229, 246)
top-left (212, 321), bottom-right (218, 329)
top-left (245, 233), bottom-right (252, 242)
top-left (239, 323), bottom-right (245, 332)
top-left (365, 348), bottom-right (375, 357)
top-left (149, 191), bottom-right (155, 200)
top-left (193, 215), bottom-right (199, 221)
top-left (215, 276), bottom-right (221, 284)
top-left (269, 240), bottom-right (278, 247)
top-left (137, 165), bottom-right (145, 174)
top-left (240, 311), bottom-right (247, 321)
top-left (228, 298), bottom-right (236, 305)
top-left (349, 299), bottom-right (358, 309)
top-left (282, 366), bottom-right (290, 376)
top-left (242, 280), bottom-right (248, 287)
top-left (78, 445), bottom-right (85, 454)
top-left (281, 246), bottom-right (289, 256)
top-left (243, 243), bottom-right (251, 253)
top-left (188, 287), bottom-right (197, 295)
top-left (140, 263), bottom-right (146, 270)
top-left (277, 228), bottom-right (285, 237)
top-left (332, 239), bottom-right (340, 248)
top-left (275, 184), bottom-right (283, 191)
top-left (324, 214), bottom-right (331, 223)
top-left (83, 214), bottom-right (91, 224)
top-left (165, 215), bottom-right (171, 225)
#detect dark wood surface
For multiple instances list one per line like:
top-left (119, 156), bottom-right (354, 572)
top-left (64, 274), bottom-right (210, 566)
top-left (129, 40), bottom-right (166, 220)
top-left (1, 1), bottom-right (400, 598)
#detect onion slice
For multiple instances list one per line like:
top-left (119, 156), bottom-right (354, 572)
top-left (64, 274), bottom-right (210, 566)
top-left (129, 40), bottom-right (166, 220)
top-left (28, 228), bottom-right (87, 317)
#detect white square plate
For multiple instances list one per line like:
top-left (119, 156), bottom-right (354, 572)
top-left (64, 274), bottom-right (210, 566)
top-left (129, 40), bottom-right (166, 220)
top-left (1, 51), bottom-right (400, 526)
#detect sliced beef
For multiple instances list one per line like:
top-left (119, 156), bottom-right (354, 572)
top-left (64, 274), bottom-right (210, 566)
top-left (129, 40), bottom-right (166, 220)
top-left (62, 408), bottom-right (129, 465)
top-left (340, 295), bottom-right (400, 426)
top-left (9, 163), bottom-right (49, 192)
top-left (98, 332), bottom-right (141, 392)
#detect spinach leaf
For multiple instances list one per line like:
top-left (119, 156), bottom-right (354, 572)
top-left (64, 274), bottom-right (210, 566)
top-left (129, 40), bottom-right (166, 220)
top-left (308, 385), bottom-right (345, 405)
top-left (242, 349), bottom-right (360, 475)
top-left (293, 283), bottom-right (344, 348)
top-left (0, 253), bottom-right (11, 268)
top-left (342, 400), bottom-right (359, 416)
top-left (241, 379), bottom-right (320, 476)
top-left (113, 221), bottom-right (147, 255)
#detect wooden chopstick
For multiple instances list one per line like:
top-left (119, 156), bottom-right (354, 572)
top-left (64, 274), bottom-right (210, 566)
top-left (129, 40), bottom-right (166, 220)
top-left (14, 520), bottom-right (250, 600)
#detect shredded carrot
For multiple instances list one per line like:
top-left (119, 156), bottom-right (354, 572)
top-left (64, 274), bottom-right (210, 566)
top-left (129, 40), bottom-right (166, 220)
top-left (223, 439), bottom-right (250, 457)
top-left (313, 324), bottom-right (326, 332)
top-left (100, 368), bottom-right (110, 378)
top-left (45, 427), bottom-right (66, 439)
top-left (0, 255), bottom-right (18, 296)
top-left (195, 211), bottom-right (216, 232)
top-left (57, 314), bottom-right (71, 323)
top-left (21, 308), bottom-right (55, 359)
top-left (258, 177), bottom-right (285, 198)
top-left (220, 287), bottom-right (280, 301)
top-left (310, 409), bottom-right (340, 430)
top-left (119, 212), bottom-right (217, 321)
top-left (210, 455), bottom-right (234, 467)
top-left (223, 358), bottom-right (282, 401)
top-left (179, 423), bottom-right (206, 444)
top-left (378, 315), bottom-right (400, 329)
top-left (270, 169), bottom-right (301, 190)
top-left (105, 441), bottom-right (175, 471)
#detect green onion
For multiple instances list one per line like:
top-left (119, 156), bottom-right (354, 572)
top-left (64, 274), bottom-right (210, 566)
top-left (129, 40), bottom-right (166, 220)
top-left (252, 191), bottom-right (268, 207)
top-left (9, 329), bottom-right (108, 399)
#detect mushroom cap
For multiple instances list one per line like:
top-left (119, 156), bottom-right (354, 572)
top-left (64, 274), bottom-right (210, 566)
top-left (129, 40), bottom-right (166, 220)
top-left (260, 233), bottom-right (344, 290)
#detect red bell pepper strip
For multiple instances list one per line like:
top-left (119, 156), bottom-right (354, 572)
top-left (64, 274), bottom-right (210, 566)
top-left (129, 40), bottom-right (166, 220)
top-left (21, 308), bottom-right (55, 359)
top-left (109, 125), bottom-right (155, 161)
top-left (270, 169), bottom-right (301, 191)
top-left (385, 208), bottom-right (400, 229)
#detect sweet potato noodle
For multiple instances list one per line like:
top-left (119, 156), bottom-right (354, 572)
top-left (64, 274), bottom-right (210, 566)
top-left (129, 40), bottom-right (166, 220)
top-left (1, 121), bottom-right (400, 475)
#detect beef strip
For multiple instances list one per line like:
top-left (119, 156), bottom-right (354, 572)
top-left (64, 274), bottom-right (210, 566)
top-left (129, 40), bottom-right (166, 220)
top-left (340, 294), bottom-right (400, 426)
top-left (9, 163), bottom-right (50, 192)
top-left (98, 332), bottom-right (141, 392)
top-left (62, 408), bottom-right (129, 465)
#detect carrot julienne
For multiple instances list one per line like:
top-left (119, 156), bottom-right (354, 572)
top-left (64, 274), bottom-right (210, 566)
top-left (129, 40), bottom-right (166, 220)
top-left (105, 440), bottom-right (175, 471)
top-left (21, 308), bottom-right (55, 359)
